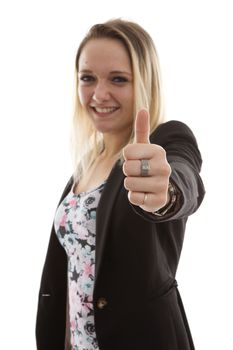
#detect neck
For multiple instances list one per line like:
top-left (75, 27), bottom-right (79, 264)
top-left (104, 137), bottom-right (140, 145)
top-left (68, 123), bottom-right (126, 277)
top-left (102, 131), bottom-right (131, 158)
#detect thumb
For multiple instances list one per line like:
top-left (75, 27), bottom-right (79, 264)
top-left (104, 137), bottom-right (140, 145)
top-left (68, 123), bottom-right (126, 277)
top-left (134, 109), bottom-right (150, 144)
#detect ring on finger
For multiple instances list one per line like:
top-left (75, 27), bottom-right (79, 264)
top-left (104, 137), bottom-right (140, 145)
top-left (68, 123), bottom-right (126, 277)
top-left (140, 159), bottom-right (150, 177)
top-left (142, 193), bottom-right (148, 205)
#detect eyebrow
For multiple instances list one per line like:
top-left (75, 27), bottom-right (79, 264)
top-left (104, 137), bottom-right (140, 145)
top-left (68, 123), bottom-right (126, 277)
top-left (78, 69), bottom-right (132, 76)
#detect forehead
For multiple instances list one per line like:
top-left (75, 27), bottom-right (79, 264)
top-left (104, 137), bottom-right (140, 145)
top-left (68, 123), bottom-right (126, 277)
top-left (78, 38), bottom-right (132, 72)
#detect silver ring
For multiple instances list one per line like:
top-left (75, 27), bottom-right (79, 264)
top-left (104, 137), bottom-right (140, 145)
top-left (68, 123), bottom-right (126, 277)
top-left (140, 159), bottom-right (150, 177)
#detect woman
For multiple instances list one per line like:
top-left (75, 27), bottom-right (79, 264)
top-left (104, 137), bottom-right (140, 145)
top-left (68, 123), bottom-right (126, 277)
top-left (36, 19), bottom-right (205, 350)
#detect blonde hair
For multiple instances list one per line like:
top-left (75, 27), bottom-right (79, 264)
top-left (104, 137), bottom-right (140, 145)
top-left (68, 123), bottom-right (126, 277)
top-left (71, 18), bottom-right (165, 182)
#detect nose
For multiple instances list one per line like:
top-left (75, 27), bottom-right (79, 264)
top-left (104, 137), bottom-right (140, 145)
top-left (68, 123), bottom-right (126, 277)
top-left (92, 80), bottom-right (110, 102)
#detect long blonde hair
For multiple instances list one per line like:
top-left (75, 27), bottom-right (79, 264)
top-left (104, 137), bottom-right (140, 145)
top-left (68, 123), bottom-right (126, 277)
top-left (71, 18), bottom-right (165, 183)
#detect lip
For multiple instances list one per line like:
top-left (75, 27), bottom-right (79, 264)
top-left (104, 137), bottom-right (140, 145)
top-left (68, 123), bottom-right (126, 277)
top-left (90, 105), bottom-right (120, 109)
top-left (90, 106), bottom-right (120, 117)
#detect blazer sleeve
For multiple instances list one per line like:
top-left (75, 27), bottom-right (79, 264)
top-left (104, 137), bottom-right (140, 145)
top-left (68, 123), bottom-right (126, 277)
top-left (130, 120), bottom-right (205, 222)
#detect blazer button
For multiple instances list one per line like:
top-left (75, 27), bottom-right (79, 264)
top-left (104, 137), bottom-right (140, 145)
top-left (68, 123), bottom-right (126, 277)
top-left (97, 297), bottom-right (108, 309)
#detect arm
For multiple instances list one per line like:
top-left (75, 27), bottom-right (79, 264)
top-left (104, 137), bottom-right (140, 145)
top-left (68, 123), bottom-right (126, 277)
top-left (129, 119), bottom-right (205, 222)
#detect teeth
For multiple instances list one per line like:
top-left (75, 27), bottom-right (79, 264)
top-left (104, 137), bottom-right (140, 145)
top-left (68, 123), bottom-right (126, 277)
top-left (94, 107), bottom-right (118, 113)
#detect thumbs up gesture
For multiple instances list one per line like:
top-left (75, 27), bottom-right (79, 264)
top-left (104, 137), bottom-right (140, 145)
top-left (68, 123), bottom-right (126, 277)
top-left (123, 109), bottom-right (171, 212)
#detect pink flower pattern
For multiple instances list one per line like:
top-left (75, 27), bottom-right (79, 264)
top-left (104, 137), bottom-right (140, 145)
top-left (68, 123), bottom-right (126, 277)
top-left (54, 182), bottom-right (105, 350)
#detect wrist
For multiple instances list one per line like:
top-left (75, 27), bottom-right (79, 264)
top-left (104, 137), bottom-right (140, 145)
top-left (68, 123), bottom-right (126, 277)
top-left (152, 181), bottom-right (177, 217)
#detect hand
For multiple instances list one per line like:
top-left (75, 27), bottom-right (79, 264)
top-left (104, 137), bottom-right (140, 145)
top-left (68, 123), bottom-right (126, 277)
top-left (123, 109), bottom-right (171, 212)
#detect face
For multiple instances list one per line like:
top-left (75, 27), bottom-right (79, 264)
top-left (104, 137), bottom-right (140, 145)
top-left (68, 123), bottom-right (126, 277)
top-left (77, 38), bottom-right (134, 137)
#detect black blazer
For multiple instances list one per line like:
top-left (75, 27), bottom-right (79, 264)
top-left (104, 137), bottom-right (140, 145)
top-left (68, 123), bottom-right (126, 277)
top-left (36, 120), bottom-right (205, 350)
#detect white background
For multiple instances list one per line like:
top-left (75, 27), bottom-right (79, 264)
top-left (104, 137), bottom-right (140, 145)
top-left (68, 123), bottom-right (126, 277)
top-left (0, 0), bottom-right (232, 348)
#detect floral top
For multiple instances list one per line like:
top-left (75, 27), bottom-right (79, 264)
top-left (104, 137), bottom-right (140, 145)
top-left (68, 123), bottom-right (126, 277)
top-left (54, 181), bottom-right (106, 350)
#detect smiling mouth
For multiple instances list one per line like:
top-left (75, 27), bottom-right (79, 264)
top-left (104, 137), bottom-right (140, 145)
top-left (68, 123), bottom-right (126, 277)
top-left (91, 106), bottom-right (120, 114)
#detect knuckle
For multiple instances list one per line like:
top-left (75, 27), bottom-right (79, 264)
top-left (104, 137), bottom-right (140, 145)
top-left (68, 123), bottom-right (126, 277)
top-left (151, 145), bottom-right (167, 162)
top-left (151, 144), bottom-right (159, 152)
top-left (159, 145), bottom-right (166, 155)
top-left (154, 144), bottom-right (166, 156)
top-left (167, 164), bottom-right (172, 176)
top-left (164, 163), bottom-right (171, 176)
top-left (160, 163), bottom-right (171, 177)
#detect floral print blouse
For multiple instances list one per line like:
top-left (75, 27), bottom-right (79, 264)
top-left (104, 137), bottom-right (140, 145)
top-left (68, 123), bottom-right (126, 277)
top-left (54, 181), bottom-right (106, 350)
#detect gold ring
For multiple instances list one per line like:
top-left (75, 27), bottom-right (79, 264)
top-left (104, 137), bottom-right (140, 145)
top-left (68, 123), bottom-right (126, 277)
top-left (142, 193), bottom-right (148, 205)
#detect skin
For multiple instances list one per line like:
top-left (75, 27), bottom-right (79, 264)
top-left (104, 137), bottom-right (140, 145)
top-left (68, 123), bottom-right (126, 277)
top-left (123, 109), bottom-right (171, 212)
top-left (78, 38), bottom-right (134, 156)
top-left (78, 38), bottom-right (171, 212)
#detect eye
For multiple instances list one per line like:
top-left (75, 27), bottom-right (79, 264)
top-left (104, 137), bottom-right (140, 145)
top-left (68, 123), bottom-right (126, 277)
top-left (112, 76), bottom-right (128, 83)
top-left (79, 75), bottom-right (95, 82)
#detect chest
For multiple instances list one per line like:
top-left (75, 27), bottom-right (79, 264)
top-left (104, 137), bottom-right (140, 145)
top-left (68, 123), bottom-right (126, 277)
top-left (74, 157), bottom-right (119, 195)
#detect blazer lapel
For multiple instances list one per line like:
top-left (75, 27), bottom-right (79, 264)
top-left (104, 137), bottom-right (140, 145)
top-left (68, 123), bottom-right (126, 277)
top-left (95, 160), bottom-right (124, 283)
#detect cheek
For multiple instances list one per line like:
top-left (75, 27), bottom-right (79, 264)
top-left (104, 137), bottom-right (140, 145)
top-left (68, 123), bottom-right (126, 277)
top-left (115, 91), bottom-right (129, 107)
top-left (78, 86), bottom-right (90, 106)
top-left (123, 90), bottom-right (134, 111)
